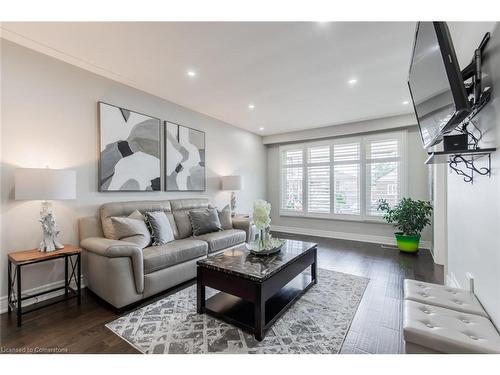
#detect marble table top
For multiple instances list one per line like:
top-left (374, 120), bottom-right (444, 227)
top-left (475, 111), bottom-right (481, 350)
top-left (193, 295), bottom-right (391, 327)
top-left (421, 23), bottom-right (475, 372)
top-left (197, 239), bottom-right (317, 281)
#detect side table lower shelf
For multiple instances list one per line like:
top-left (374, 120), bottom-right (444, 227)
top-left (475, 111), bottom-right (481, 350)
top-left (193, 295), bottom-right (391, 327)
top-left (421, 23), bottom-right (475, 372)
top-left (7, 245), bottom-right (81, 327)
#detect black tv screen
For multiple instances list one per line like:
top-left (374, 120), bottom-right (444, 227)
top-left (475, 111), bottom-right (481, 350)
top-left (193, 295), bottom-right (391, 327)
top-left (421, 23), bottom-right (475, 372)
top-left (408, 22), bottom-right (470, 149)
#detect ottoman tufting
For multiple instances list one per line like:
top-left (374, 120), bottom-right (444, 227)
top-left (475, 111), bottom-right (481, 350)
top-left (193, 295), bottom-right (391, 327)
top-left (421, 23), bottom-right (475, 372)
top-left (404, 279), bottom-right (488, 318)
top-left (403, 300), bottom-right (500, 354)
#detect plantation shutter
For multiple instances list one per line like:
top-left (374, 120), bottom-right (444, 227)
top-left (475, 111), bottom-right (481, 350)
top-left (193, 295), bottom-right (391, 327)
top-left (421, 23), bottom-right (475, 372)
top-left (307, 145), bottom-right (330, 213)
top-left (333, 142), bottom-right (361, 215)
top-left (281, 148), bottom-right (304, 212)
top-left (365, 138), bottom-right (402, 216)
top-left (279, 131), bottom-right (406, 219)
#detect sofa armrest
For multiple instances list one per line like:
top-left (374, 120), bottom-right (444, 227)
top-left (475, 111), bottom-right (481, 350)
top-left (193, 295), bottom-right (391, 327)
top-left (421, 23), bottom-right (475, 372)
top-left (80, 237), bottom-right (144, 294)
top-left (232, 216), bottom-right (253, 242)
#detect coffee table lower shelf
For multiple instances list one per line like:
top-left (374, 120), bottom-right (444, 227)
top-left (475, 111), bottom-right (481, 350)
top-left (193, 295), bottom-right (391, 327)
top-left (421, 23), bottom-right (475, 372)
top-left (204, 274), bottom-right (314, 336)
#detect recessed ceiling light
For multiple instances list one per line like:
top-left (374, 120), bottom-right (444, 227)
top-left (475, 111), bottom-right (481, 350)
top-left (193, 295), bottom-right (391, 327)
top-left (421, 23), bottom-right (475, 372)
top-left (348, 78), bottom-right (358, 85)
top-left (248, 104), bottom-right (255, 110)
top-left (259, 127), bottom-right (265, 131)
top-left (402, 100), bottom-right (410, 105)
top-left (187, 70), bottom-right (196, 77)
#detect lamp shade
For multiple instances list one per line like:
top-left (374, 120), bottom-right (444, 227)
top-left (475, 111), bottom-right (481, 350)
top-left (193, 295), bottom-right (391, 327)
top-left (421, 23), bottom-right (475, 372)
top-left (221, 175), bottom-right (242, 191)
top-left (15, 168), bottom-right (76, 201)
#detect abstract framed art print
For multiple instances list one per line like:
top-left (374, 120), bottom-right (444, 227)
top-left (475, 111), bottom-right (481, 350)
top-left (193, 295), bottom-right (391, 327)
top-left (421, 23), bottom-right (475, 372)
top-left (165, 122), bottom-right (206, 191)
top-left (99, 102), bottom-right (161, 191)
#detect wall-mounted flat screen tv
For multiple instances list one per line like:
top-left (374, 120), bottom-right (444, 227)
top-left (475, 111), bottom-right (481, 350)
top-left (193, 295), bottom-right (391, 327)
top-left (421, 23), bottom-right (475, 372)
top-left (408, 22), bottom-right (470, 149)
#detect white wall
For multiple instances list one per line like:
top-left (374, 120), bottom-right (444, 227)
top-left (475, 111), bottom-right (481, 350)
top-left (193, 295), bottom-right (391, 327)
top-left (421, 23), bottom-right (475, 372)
top-left (0, 40), bottom-right (267, 300)
top-left (446, 22), bottom-right (500, 328)
top-left (266, 126), bottom-right (431, 244)
top-left (430, 163), bottom-right (447, 265)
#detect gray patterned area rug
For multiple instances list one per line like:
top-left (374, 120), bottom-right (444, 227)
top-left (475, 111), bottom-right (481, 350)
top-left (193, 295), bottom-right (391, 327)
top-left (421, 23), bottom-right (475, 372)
top-left (106, 269), bottom-right (368, 354)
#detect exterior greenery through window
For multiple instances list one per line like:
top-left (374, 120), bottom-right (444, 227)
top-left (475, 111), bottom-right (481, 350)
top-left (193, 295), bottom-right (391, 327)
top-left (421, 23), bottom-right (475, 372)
top-left (280, 131), bottom-right (407, 220)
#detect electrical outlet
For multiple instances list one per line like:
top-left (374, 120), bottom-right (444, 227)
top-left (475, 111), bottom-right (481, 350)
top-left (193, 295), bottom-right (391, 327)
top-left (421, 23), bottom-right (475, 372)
top-left (466, 272), bottom-right (475, 293)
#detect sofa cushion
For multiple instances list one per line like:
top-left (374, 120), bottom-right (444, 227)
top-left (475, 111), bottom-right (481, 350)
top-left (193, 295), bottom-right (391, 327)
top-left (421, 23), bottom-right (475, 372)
top-left (403, 300), bottom-right (500, 354)
top-left (110, 210), bottom-right (151, 248)
top-left (404, 279), bottom-right (488, 317)
top-left (100, 200), bottom-right (174, 239)
top-left (189, 208), bottom-right (222, 236)
top-left (142, 239), bottom-right (208, 274)
top-left (196, 229), bottom-right (246, 253)
top-left (145, 211), bottom-right (175, 245)
top-left (170, 198), bottom-right (210, 211)
top-left (172, 210), bottom-right (193, 239)
top-left (170, 199), bottom-right (211, 239)
top-left (218, 204), bottom-right (233, 230)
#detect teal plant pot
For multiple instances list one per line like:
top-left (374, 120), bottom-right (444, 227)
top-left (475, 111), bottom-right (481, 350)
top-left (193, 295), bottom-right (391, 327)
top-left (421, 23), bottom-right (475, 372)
top-left (395, 233), bottom-right (420, 253)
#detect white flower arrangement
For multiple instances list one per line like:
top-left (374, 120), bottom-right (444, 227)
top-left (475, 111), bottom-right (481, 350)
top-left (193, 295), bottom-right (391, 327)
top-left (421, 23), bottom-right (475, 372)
top-left (253, 199), bottom-right (271, 230)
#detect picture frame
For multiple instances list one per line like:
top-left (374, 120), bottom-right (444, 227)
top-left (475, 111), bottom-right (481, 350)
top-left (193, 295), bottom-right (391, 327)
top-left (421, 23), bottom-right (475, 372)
top-left (98, 101), bottom-right (162, 192)
top-left (165, 121), bottom-right (206, 191)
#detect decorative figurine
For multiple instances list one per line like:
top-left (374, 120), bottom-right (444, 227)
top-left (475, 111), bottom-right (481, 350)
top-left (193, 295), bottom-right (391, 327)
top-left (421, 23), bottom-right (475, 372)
top-left (39, 202), bottom-right (64, 252)
top-left (230, 191), bottom-right (237, 216)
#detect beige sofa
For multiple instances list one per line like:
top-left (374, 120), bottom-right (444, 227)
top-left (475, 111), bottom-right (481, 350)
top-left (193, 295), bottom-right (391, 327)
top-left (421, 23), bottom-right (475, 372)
top-left (78, 198), bottom-right (251, 309)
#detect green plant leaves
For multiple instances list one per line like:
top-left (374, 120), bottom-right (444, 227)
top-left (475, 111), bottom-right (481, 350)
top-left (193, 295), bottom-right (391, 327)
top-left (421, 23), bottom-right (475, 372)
top-left (377, 198), bottom-right (433, 236)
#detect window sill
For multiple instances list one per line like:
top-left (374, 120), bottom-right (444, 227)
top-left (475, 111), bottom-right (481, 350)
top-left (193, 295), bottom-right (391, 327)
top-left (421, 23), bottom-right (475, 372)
top-left (279, 211), bottom-right (388, 224)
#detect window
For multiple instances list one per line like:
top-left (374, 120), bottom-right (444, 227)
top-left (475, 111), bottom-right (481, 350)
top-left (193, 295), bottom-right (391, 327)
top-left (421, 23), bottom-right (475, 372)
top-left (307, 145), bottom-right (330, 214)
top-left (333, 142), bottom-right (360, 215)
top-left (365, 136), bottom-right (403, 216)
top-left (281, 148), bottom-right (304, 212)
top-left (280, 131), bottom-right (407, 220)
top-left (387, 184), bottom-right (397, 195)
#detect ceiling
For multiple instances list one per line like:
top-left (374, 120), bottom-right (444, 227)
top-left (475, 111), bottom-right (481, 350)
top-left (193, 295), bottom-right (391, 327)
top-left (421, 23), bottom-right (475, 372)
top-left (1, 22), bottom-right (417, 135)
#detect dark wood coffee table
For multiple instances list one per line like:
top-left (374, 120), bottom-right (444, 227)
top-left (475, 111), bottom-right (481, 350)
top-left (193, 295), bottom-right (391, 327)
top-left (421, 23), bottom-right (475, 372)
top-left (196, 239), bottom-right (317, 341)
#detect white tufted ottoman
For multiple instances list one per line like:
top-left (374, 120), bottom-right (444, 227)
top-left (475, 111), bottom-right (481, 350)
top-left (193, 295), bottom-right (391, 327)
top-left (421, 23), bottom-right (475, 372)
top-left (403, 280), bottom-right (500, 354)
top-left (404, 300), bottom-right (500, 353)
top-left (404, 280), bottom-right (488, 317)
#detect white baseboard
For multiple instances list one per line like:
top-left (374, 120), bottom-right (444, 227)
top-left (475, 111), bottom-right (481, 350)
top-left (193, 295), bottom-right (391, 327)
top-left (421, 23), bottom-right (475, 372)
top-left (0, 277), bottom-right (86, 315)
top-left (270, 225), bottom-right (432, 249)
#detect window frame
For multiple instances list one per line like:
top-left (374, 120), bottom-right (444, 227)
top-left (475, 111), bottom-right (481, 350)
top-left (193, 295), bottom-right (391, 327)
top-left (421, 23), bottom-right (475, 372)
top-left (278, 130), bottom-right (408, 222)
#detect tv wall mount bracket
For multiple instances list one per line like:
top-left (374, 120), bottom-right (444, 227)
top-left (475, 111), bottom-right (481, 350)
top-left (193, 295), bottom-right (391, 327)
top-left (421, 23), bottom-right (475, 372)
top-left (461, 31), bottom-right (490, 107)
top-left (448, 151), bottom-right (491, 184)
top-left (441, 116), bottom-right (495, 184)
top-left (425, 32), bottom-right (495, 184)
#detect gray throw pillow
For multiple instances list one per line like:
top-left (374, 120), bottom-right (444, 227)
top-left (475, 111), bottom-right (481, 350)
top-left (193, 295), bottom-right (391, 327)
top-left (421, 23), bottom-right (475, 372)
top-left (110, 210), bottom-right (151, 248)
top-left (218, 204), bottom-right (233, 230)
top-left (145, 211), bottom-right (175, 246)
top-left (189, 208), bottom-right (222, 236)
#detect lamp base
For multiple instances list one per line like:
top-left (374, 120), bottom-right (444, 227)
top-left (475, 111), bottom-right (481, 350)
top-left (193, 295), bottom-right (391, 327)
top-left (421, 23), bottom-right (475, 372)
top-left (230, 191), bottom-right (236, 217)
top-left (39, 201), bottom-right (65, 252)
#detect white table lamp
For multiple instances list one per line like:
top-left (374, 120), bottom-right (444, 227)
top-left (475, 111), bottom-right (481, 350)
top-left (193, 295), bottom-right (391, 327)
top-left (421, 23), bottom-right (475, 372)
top-left (221, 175), bottom-right (242, 216)
top-left (15, 168), bottom-right (76, 252)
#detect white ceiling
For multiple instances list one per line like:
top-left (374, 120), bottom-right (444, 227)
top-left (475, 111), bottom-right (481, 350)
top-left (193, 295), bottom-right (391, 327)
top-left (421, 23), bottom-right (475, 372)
top-left (1, 22), bottom-right (417, 135)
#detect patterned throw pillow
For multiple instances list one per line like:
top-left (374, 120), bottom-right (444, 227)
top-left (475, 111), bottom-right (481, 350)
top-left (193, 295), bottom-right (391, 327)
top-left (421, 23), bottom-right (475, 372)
top-left (218, 204), bottom-right (233, 230)
top-left (189, 208), bottom-right (223, 236)
top-left (144, 211), bottom-right (175, 246)
top-left (110, 210), bottom-right (151, 248)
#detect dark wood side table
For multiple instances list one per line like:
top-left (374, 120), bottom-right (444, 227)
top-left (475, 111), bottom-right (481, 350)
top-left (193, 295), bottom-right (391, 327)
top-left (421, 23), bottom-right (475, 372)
top-left (7, 245), bottom-right (81, 327)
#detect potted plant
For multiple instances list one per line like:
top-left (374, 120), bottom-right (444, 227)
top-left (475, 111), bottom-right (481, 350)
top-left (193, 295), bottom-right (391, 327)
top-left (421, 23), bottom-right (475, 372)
top-left (377, 198), bottom-right (433, 253)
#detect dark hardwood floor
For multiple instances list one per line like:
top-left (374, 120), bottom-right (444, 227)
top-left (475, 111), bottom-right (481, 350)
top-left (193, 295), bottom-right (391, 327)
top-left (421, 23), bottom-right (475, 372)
top-left (0, 234), bottom-right (443, 354)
